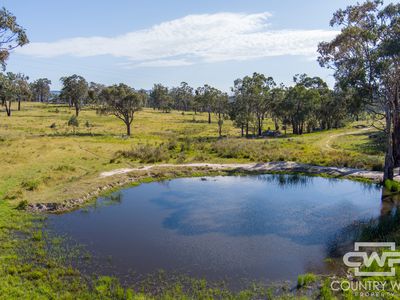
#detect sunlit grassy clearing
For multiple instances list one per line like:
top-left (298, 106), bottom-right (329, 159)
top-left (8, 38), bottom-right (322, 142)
top-left (0, 102), bottom-right (383, 205)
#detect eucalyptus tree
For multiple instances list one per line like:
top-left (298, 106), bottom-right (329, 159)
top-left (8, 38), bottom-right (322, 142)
top-left (269, 84), bottom-right (287, 131)
top-left (99, 83), bottom-right (143, 136)
top-left (0, 7), bottom-right (28, 69)
top-left (231, 73), bottom-right (276, 137)
top-left (88, 82), bottom-right (106, 105)
top-left (282, 75), bottom-right (322, 134)
top-left (60, 75), bottom-right (88, 116)
top-left (195, 84), bottom-right (220, 124)
top-left (30, 78), bottom-right (51, 102)
top-left (12, 73), bottom-right (31, 111)
top-left (137, 89), bottom-right (149, 108)
top-left (231, 78), bottom-right (254, 137)
top-left (244, 73), bottom-right (275, 136)
top-left (171, 82), bottom-right (194, 112)
top-left (0, 73), bottom-right (14, 116)
top-left (213, 90), bottom-right (229, 137)
top-left (149, 83), bottom-right (170, 112)
top-left (318, 0), bottom-right (400, 180)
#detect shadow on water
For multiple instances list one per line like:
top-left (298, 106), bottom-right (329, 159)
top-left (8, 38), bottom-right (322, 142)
top-left (49, 174), bottom-right (385, 286)
top-left (327, 190), bottom-right (400, 258)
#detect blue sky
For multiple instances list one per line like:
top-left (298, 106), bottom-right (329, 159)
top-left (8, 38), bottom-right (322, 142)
top-left (3, 0), bottom-right (369, 91)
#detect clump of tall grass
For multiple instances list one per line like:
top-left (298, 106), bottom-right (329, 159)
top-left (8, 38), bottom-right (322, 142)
top-left (15, 200), bottom-right (28, 210)
top-left (116, 143), bottom-right (170, 163)
top-left (21, 179), bottom-right (41, 191)
top-left (297, 273), bottom-right (317, 288)
top-left (211, 139), bottom-right (267, 160)
top-left (384, 179), bottom-right (400, 193)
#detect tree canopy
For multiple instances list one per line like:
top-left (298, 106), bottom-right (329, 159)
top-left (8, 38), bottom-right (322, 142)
top-left (0, 7), bottom-right (28, 69)
top-left (60, 75), bottom-right (88, 116)
top-left (318, 0), bottom-right (400, 180)
top-left (99, 83), bottom-right (144, 136)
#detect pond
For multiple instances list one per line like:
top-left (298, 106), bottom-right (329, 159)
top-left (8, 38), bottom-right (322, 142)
top-left (49, 174), bottom-right (385, 287)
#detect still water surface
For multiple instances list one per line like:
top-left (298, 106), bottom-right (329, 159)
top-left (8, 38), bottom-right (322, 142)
top-left (49, 174), bottom-right (382, 285)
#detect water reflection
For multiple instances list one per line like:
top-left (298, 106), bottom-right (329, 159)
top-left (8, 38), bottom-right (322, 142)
top-left (248, 173), bottom-right (314, 188)
top-left (327, 190), bottom-right (400, 257)
top-left (49, 174), bottom-right (383, 284)
top-left (155, 175), bottom-right (381, 246)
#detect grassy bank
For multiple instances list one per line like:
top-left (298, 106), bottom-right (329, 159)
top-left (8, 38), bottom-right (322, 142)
top-left (0, 103), bottom-right (391, 299)
top-left (0, 102), bottom-right (383, 206)
top-left (4, 196), bottom-right (397, 299)
top-left (0, 200), bottom-right (327, 299)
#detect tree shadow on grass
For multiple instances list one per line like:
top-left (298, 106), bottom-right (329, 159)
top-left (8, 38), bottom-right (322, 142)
top-left (47, 132), bottom-right (109, 137)
top-left (342, 131), bottom-right (385, 155)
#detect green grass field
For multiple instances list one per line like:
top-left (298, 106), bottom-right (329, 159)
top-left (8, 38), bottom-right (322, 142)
top-left (0, 102), bottom-right (383, 206)
top-left (0, 102), bottom-right (390, 299)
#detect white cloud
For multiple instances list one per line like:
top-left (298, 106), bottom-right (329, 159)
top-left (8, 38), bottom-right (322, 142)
top-left (17, 12), bottom-right (338, 67)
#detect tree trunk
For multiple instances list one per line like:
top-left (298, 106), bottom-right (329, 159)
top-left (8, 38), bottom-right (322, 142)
top-left (292, 121), bottom-right (297, 134)
top-left (126, 122), bottom-right (131, 136)
top-left (274, 119), bottom-right (279, 131)
top-left (5, 101), bottom-right (11, 117)
top-left (18, 98), bottom-right (21, 111)
top-left (218, 113), bottom-right (222, 137)
top-left (75, 104), bottom-right (79, 117)
top-left (384, 103), bottom-right (394, 181)
top-left (241, 124), bottom-right (244, 137)
top-left (258, 117), bottom-right (262, 136)
top-left (245, 122), bottom-right (249, 138)
top-left (208, 111), bottom-right (211, 124)
top-left (392, 83), bottom-right (400, 169)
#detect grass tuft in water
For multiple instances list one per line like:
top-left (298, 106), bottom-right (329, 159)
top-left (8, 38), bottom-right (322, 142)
top-left (297, 273), bottom-right (317, 288)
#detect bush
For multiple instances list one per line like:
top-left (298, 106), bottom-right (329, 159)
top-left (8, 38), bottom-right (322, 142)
top-left (67, 115), bottom-right (79, 128)
top-left (297, 273), bottom-right (317, 288)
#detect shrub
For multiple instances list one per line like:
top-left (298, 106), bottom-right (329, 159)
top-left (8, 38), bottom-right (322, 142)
top-left (67, 115), bottom-right (79, 128)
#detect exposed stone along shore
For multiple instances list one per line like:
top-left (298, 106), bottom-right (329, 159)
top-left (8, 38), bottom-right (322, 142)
top-left (28, 161), bottom-right (394, 213)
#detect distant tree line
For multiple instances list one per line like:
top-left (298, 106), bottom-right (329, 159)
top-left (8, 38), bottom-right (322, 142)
top-left (0, 70), bottom-right (362, 137)
top-left (1, 0), bottom-right (399, 180)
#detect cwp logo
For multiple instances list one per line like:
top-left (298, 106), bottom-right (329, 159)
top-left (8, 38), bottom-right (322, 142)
top-left (343, 242), bottom-right (400, 276)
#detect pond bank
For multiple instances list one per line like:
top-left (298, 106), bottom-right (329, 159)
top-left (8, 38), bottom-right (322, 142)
top-left (28, 161), bottom-right (389, 213)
